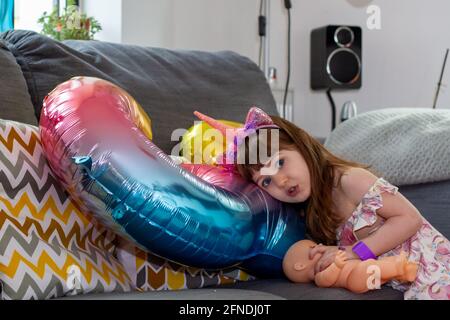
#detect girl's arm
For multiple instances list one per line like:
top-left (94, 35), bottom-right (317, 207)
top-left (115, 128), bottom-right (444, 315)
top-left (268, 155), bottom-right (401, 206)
top-left (310, 168), bottom-right (423, 273)
top-left (341, 168), bottom-right (423, 256)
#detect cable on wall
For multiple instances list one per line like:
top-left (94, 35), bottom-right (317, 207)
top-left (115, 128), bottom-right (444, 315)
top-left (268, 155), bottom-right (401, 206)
top-left (258, 0), bottom-right (266, 68)
top-left (282, 0), bottom-right (292, 119)
top-left (326, 88), bottom-right (337, 130)
top-left (432, 48), bottom-right (449, 109)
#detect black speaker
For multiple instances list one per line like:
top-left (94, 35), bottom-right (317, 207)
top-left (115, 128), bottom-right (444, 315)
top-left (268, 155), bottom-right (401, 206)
top-left (310, 25), bottom-right (362, 90)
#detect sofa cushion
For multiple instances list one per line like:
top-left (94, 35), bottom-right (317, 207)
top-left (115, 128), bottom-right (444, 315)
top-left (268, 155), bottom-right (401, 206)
top-left (0, 30), bottom-right (277, 154)
top-left (0, 40), bottom-right (37, 126)
top-left (400, 180), bottom-right (450, 239)
top-left (0, 119), bottom-right (133, 299)
top-left (230, 278), bottom-right (404, 300)
top-left (324, 108), bottom-right (450, 186)
top-left (59, 287), bottom-right (284, 300)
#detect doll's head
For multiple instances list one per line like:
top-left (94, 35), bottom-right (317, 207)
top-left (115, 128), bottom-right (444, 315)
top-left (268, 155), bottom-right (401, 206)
top-left (282, 239), bottom-right (323, 283)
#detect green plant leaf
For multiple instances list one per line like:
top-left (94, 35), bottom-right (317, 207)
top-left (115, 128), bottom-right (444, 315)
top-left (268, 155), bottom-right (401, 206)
top-left (37, 5), bottom-right (102, 41)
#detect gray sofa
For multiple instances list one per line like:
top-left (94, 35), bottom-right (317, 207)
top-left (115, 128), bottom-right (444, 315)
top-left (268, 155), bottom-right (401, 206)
top-left (0, 30), bottom-right (448, 300)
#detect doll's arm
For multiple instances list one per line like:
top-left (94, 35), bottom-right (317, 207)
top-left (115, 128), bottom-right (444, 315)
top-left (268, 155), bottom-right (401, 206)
top-left (314, 263), bottom-right (342, 288)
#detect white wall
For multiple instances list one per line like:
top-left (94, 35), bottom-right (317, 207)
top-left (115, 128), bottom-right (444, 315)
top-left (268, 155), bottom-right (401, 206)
top-left (82, 0), bottom-right (173, 46)
top-left (14, 0), bottom-right (54, 32)
top-left (83, 0), bottom-right (450, 138)
top-left (121, 0), bottom-right (173, 47)
top-left (82, 0), bottom-right (122, 43)
top-left (170, 0), bottom-right (259, 59)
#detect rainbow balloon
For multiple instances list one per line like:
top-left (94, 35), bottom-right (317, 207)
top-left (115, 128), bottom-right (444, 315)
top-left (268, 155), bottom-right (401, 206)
top-left (39, 77), bottom-right (305, 277)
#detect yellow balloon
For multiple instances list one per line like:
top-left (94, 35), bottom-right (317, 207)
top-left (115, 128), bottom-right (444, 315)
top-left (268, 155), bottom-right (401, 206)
top-left (135, 104), bottom-right (153, 141)
top-left (181, 120), bottom-right (242, 165)
top-left (124, 89), bottom-right (153, 140)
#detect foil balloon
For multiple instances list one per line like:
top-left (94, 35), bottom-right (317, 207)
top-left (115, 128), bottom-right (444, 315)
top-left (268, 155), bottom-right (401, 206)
top-left (39, 77), bottom-right (306, 278)
top-left (180, 119), bottom-right (242, 165)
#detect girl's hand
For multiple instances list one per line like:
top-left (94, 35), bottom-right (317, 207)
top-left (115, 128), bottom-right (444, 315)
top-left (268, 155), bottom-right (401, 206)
top-left (309, 244), bottom-right (359, 274)
top-left (309, 244), bottom-right (339, 274)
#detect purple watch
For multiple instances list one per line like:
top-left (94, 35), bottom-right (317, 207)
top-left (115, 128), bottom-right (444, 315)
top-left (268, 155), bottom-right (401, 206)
top-left (352, 241), bottom-right (377, 261)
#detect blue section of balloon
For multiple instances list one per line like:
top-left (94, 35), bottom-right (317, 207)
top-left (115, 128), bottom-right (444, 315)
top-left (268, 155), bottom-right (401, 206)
top-left (39, 77), bottom-right (306, 277)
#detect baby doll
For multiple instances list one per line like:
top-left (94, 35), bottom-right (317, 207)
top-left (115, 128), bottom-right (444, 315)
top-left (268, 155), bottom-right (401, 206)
top-left (283, 240), bottom-right (418, 293)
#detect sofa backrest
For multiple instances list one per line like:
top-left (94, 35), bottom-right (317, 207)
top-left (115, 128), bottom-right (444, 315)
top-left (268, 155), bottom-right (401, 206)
top-left (0, 30), bottom-right (277, 154)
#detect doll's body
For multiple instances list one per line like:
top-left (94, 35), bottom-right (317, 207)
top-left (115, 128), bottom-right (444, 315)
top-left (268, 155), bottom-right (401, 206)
top-left (283, 240), bottom-right (418, 293)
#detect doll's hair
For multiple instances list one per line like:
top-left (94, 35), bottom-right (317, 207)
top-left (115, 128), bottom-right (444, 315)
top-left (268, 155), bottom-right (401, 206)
top-left (235, 115), bottom-right (371, 245)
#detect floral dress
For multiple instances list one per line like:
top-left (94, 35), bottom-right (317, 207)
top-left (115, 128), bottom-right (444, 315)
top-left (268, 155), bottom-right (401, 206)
top-left (336, 177), bottom-right (450, 300)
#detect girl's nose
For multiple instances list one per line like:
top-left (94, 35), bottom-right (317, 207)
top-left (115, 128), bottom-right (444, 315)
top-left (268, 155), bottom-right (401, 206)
top-left (274, 174), bottom-right (288, 187)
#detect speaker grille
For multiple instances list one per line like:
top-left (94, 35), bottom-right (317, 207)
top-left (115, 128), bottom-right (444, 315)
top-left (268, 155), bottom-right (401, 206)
top-left (334, 26), bottom-right (354, 47)
top-left (326, 48), bottom-right (361, 85)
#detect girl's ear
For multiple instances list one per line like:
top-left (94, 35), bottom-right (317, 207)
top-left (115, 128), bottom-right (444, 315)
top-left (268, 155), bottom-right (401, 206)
top-left (294, 262), bottom-right (306, 271)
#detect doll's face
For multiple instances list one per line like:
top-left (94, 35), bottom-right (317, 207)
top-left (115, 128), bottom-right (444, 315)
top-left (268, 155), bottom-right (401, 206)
top-left (283, 240), bottom-right (322, 283)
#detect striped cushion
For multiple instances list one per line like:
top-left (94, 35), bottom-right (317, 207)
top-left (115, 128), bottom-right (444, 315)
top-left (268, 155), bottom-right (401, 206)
top-left (0, 119), bottom-right (133, 299)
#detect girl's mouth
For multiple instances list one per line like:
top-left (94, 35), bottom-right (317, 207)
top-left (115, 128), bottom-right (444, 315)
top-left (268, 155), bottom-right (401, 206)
top-left (287, 185), bottom-right (300, 197)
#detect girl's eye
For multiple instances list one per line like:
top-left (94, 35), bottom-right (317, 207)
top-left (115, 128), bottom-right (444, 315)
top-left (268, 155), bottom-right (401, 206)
top-left (261, 177), bottom-right (271, 188)
top-left (276, 159), bottom-right (284, 168)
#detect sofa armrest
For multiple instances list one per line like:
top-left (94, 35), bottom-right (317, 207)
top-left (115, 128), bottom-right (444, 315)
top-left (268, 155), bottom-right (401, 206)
top-left (0, 39), bottom-right (37, 125)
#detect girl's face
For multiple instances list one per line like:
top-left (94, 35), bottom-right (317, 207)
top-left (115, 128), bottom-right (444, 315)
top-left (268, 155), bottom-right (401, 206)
top-left (251, 148), bottom-right (311, 203)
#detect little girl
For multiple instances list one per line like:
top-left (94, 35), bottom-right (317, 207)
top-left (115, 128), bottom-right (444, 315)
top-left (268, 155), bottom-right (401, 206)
top-left (197, 107), bottom-right (450, 300)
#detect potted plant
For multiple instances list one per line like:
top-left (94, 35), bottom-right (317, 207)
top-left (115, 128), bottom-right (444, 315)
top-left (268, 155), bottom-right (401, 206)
top-left (37, 5), bottom-right (102, 40)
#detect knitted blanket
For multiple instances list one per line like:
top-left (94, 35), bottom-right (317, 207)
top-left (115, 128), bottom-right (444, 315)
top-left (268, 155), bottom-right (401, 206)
top-left (324, 108), bottom-right (450, 186)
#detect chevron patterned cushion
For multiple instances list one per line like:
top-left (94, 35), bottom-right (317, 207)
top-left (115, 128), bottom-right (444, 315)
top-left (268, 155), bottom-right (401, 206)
top-left (116, 239), bottom-right (254, 291)
top-left (0, 119), bottom-right (134, 299)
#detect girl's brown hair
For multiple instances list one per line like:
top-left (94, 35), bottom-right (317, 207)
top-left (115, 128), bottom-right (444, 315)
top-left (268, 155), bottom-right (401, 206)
top-left (236, 115), bottom-right (371, 245)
